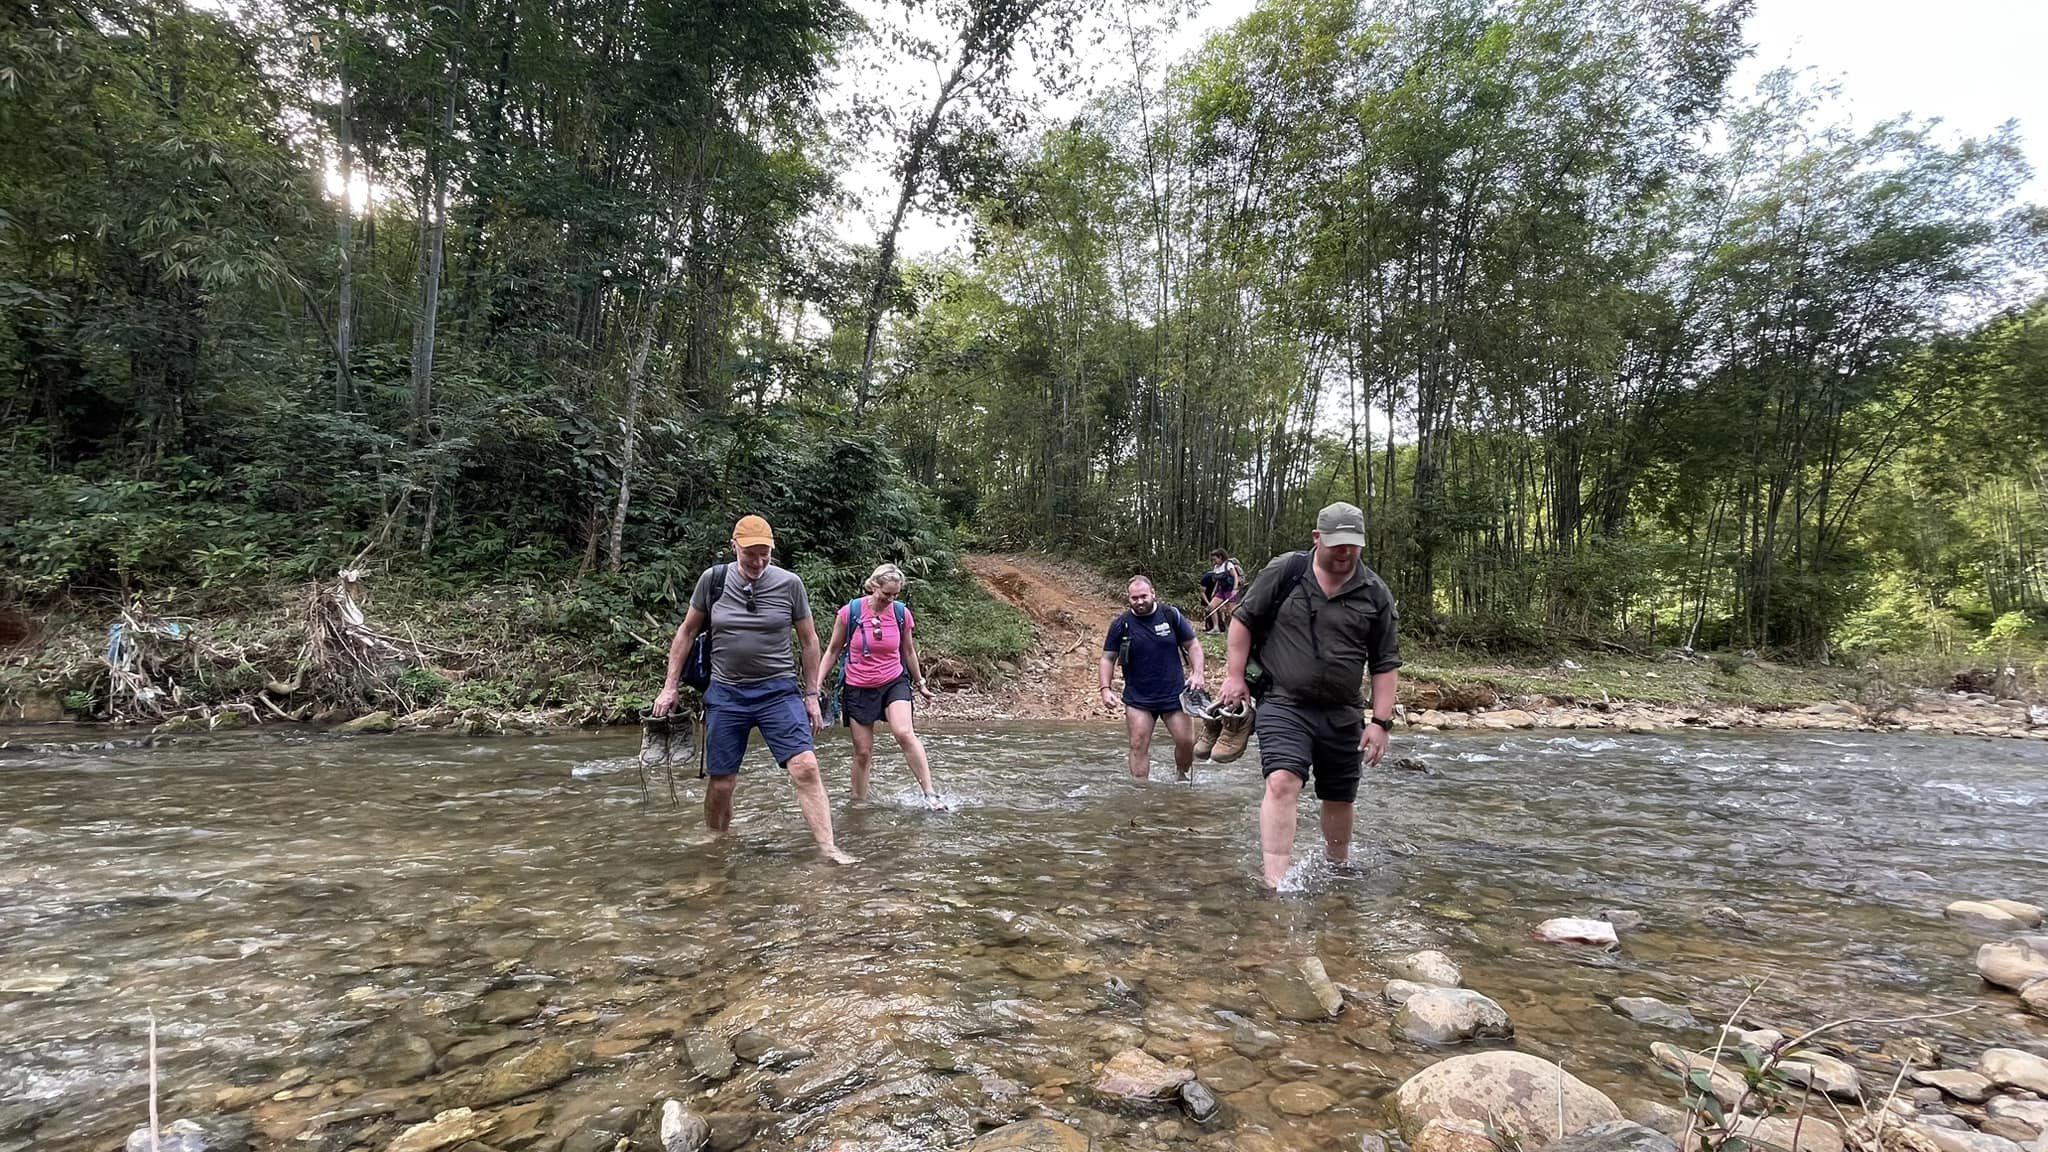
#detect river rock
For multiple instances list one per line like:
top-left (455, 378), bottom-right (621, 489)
top-left (1534, 918), bottom-right (1619, 947)
top-left (447, 1041), bottom-right (573, 1108)
top-left (660, 1100), bottom-right (710, 1152)
top-left (1651, 1043), bottom-right (1746, 1109)
top-left (1385, 980), bottom-right (1433, 1006)
top-left (1620, 1098), bottom-right (1688, 1140)
top-left (1908, 1124), bottom-right (2025, 1152)
top-left (682, 1030), bottom-right (736, 1081)
top-left (1780, 1052), bottom-right (1863, 1099)
top-left (1951, 902), bottom-right (2030, 931)
top-left (1260, 957), bottom-right (1343, 1020)
top-left (0, 968), bottom-right (73, 994)
top-left (1613, 997), bottom-right (1698, 1030)
top-left (1991, 1097), bottom-right (2048, 1131)
top-left (358, 1031), bottom-right (438, 1086)
top-left (1095, 1048), bottom-right (1193, 1101)
top-left (1179, 1080), bottom-right (1221, 1124)
top-left (1395, 1051), bottom-right (1624, 1146)
top-left (1915, 1069), bottom-right (1994, 1102)
top-left (561, 1106), bottom-right (644, 1152)
top-left (2022, 979), bottom-right (2048, 1018)
top-left (1598, 910), bottom-right (1647, 930)
top-left (1544, 1120), bottom-right (1678, 1152)
top-left (124, 1117), bottom-right (252, 1152)
top-left (1395, 951), bottom-right (1463, 988)
top-left (1702, 905), bottom-right (1750, 929)
top-left (1984, 1120), bottom-right (2041, 1145)
top-left (731, 1030), bottom-right (810, 1068)
top-left (967, 1119), bottom-right (1090, 1152)
top-left (1396, 989), bottom-right (1513, 1045)
top-left (1717, 1025), bottom-right (1785, 1051)
top-left (387, 1108), bottom-right (497, 1152)
top-left (1271, 1082), bottom-right (1342, 1116)
top-left (339, 710), bottom-right (398, 734)
top-left (705, 1112), bottom-right (765, 1152)
top-left (1986, 901), bottom-right (2046, 928)
top-left (1199, 1055), bottom-right (1262, 1093)
top-left (766, 1056), bottom-right (864, 1108)
top-left (1736, 1116), bottom-right (1843, 1152)
top-left (1413, 1119), bottom-right (1501, 1152)
top-left (473, 988), bottom-right (545, 1024)
top-left (1981, 1049), bottom-right (2048, 1094)
top-left (1886, 1039), bottom-right (1943, 1067)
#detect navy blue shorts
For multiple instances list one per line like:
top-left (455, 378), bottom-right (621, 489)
top-left (1124, 696), bottom-right (1184, 720)
top-left (704, 678), bottom-right (815, 777)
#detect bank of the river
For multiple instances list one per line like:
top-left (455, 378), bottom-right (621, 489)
top-left (3, 554), bottom-right (2042, 742)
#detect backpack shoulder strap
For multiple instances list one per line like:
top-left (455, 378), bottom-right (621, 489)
top-left (1250, 551), bottom-right (1312, 641)
top-left (706, 564), bottom-right (729, 634)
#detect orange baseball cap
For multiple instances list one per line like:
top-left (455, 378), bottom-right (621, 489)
top-left (732, 515), bottom-right (775, 548)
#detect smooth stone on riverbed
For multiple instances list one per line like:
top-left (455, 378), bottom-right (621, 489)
top-left (1951, 902), bottom-right (2031, 931)
top-left (1260, 957), bottom-right (1343, 1020)
top-left (682, 1030), bottom-right (737, 1081)
top-left (1395, 989), bottom-right (1513, 1045)
top-left (1178, 1080), bottom-right (1222, 1124)
top-left (1385, 980), bottom-right (1433, 1006)
top-left (386, 1108), bottom-right (497, 1152)
top-left (1612, 997), bottom-right (1698, 1031)
top-left (2022, 979), bottom-right (2048, 1018)
top-left (660, 1100), bottom-right (710, 1152)
top-left (967, 1118), bottom-right (1091, 1151)
top-left (1989, 1096), bottom-right (2048, 1132)
top-left (1651, 1043), bottom-right (1746, 1109)
top-left (1985, 901), bottom-right (2045, 927)
top-left (124, 1117), bottom-right (251, 1152)
top-left (1394, 950), bottom-right (1463, 988)
top-left (730, 1030), bottom-right (810, 1068)
top-left (445, 1041), bottom-right (574, 1108)
top-left (1966, 942), bottom-right (2048, 988)
top-left (1780, 1052), bottom-right (1863, 1099)
top-left (1544, 1120), bottom-right (1678, 1152)
top-left (1270, 1082), bottom-right (1342, 1116)
top-left (1534, 918), bottom-right (1619, 947)
top-left (1909, 1123), bottom-right (2026, 1152)
top-left (1980, 1049), bottom-right (2048, 1094)
top-left (1915, 1069), bottom-right (1995, 1103)
top-left (1396, 1051), bottom-right (1624, 1146)
top-left (1095, 1048), bottom-right (1193, 1101)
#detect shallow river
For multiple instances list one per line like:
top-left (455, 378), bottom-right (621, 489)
top-left (3, 725), bottom-right (2046, 1151)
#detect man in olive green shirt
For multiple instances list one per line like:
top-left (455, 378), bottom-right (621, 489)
top-left (1218, 502), bottom-right (1401, 889)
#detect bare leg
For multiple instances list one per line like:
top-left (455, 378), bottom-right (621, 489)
top-left (883, 700), bottom-right (936, 798)
top-left (1321, 800), bottom-right (1355, 864)
top-left (1123, 706), bottom-right (1156, 780)
top-left (1164, 710), bottom-right (1195, 781)
top-left (1260, 771), bottom-right (1305, 888)
top-left (704, 774), bottom-right (737, 833)
top-left (849, 722), bottom-right (875, 800)
top-left (784, 750), bottom-right (856, 864)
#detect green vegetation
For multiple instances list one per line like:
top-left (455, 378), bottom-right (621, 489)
top-left (1, 0), bottom-right (2044, 722)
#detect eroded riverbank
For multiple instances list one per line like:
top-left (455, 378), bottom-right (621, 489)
top-left (2, 726), bottom-right (2045, 1152)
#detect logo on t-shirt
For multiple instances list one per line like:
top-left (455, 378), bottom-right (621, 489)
top-left (1152, 620), bottom-right (1172, 638)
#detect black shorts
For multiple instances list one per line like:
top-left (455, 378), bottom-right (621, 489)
top-left (842, 676), bottom-right (913, 727)
top-left (1256, 698), bottom-right (1364, 802)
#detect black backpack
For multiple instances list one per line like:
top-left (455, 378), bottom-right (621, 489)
top-left (1112, 606), bottom-right (1189, 670)
top-left (1243, 551), bottom-right (1313, 699)
top-left (680, 564), bottom-right (729, 691)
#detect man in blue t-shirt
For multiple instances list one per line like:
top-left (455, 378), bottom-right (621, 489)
top-left (1098, 576), bottom-right (1207, 781)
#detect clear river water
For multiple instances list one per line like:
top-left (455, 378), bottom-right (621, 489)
top-left (3, 724), bottom-right (2046, 1151)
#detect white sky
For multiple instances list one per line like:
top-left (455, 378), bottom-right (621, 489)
top-left (864, 0), bottom-right (2047, 261)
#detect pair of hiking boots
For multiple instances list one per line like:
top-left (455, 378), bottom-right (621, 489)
top-left (640, 714), bottom-right (695, 768)
top-left (1191, 701), bottom-right (1253, 763)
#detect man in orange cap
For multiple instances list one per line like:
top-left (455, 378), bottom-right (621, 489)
top-left (654, 515), bottom-right (856, 864)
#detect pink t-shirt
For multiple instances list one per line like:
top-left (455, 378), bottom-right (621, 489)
top-left (843, 598), bottom-right (915, 688)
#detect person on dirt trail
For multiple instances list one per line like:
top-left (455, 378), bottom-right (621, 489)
top-left (652, 515), bottom-right (857, 865)
top-left (1199, 549), bottom-right (1241, 634)
top-left (1218, 502), bottom-right (1401, 889)
top-left (814, 562), bottom-right (943, 809)
top-left (1100, 576), bottom-right (1207, 782)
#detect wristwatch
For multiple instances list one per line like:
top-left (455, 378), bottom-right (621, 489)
top-left (1369, 715), bottom-right (1394, 732)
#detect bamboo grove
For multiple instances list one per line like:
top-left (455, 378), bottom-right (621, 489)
top-left (2, 0), bottom-right (2045, 659)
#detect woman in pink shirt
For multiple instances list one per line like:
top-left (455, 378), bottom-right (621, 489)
top-left (814, 563), bottom-right (941, 806)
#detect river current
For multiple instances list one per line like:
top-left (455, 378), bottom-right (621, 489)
top-left (3, 725), bottom-right (2045, 1150)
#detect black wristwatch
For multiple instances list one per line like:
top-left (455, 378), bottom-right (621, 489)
top-left (1369, 715), bottom-right (1394, 732)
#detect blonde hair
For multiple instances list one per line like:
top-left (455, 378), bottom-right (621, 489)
top-left (865, 563), bottom-right (906, 593)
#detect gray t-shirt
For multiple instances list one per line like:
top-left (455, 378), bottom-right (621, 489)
top-left (689, 563), bottom-right (813, 685)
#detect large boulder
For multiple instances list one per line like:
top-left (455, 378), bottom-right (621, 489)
top-left (1395, 951), bottom-right (1464, 988)
top-left (1395, 1051), bottom-right (1624, 1147)
top-left (1966, 938), bottom-right (2048, 992)
top-left (1395, 989), bottom-right (1514, 1045)
top-left (967, 1119), bottom-right (1091, 1152)
top-left (1260, 957), bottom-right (1343, 1021)
top-left (1094, 1049), bottom-right (1193, 1102)
top-left (1980, 1049), bottom-right (2048, 1095)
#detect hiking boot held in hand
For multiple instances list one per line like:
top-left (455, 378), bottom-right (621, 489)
top-left (1194, 716), bottom-right (1223, 760)
top-left (1209, 703), bottom-right (1253, 763)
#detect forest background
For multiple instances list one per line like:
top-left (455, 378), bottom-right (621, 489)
top-left (3, 0), bottom-right (2046, 722)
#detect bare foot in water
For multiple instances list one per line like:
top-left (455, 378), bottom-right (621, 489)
top-left (821, 846), bottom-right (860, 865)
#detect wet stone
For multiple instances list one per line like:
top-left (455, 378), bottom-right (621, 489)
top-left (472, 989), bottom-right (545, 1025)
top-left (385, 1108), bottom-right (497, 1152)
top-left (660, 1100), bottom-right (710, 1152)
top-left (1393, 951), bottom-right (1462, 989)
top-left (444, 1041), bottom-right (574, 1109)
top-left (1179, 1080), bottom-right (1222, 1124)
top-left (705, 1111), bottom-right (766, 1152)
top-left (1384, 980), bottom-right (1432, 1006)
top-left (1270, 1082), bottom-right (1341, 1116)
top-left (443, 1031), bottom-right (532, 1069)
top-left (966, 1118), bottom-right (1092, 1151)
top-left (124, 1116), bottom-right (252, 1152)
top-left (359, 1032), bottom-right (439, 1087)
top-left (1546, 1121), bottom-right (1678, 1152)
top-left (1612, 997), bottom-right (1698, 1031)
top-left (1198, 1056), bottom-right (1263, 1094)
top-left (768, 1056), bottom-right (865, 1109)
top-left (561, 1105), bottom-right (645, 1152)
top-left (1395, 988), bottom-right (1512, 1045)
top-left (682, 1030), bottom-right (737, 1081)
top-left (1096, 1048), bottom-right (1195, 1102)
top-left (731, 1029), bottom-right (810, 1068)
top-left (1260, 957), bottom-right (1343, 1021)
top-left (1983, 1119), bottom-right (2041, 1145)
top-left (1982, 1050), bottom-right (2048, 1096)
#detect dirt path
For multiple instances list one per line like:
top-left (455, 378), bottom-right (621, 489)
top-left (952, 553), bottom-right (1129, 720)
